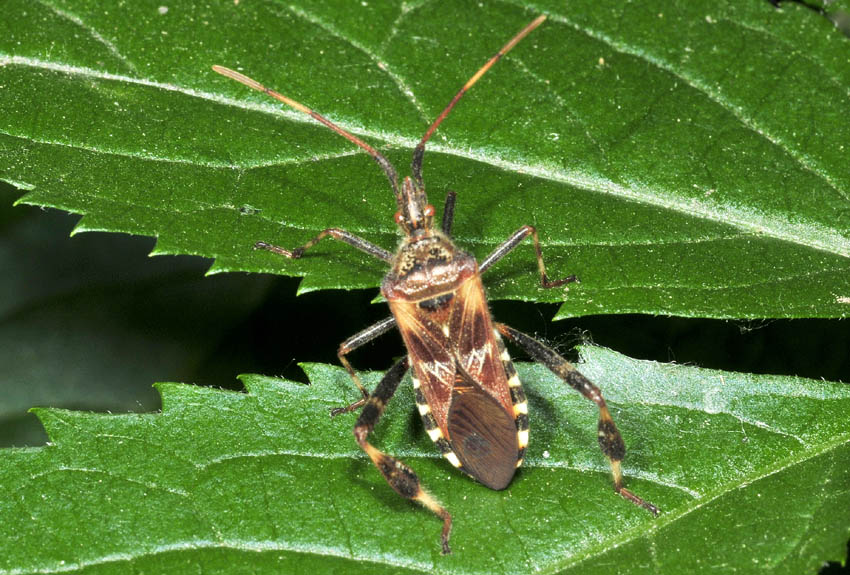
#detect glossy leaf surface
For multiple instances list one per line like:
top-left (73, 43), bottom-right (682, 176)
top-left (0, 196), bottom-right (272, 445)
top-left (1, 1), bottom-right (850, 317)
top-left (1, 349), bottom-right (848, 574)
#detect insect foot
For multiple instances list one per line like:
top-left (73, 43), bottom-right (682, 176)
top-left (353, 358), bottom-right (454, 553)
top-left (253, 241), bottom-right (301, 258)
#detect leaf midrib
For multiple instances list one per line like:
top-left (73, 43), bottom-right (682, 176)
top-left (5, 52), bottom-right (850, 260)
top-left (527, 5), bottom-right (847, 197)
top-left (541, 430), bottom-right (850, 574)
top-left (13, 431), bottom-right (847, 575)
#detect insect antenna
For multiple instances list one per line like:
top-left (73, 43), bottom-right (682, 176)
top-left (411, 14), bottom-right (547, 188)
top-left (212, 65), bottom-right (401, 201)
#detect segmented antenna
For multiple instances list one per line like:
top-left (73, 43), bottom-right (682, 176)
top-left (212, 65), bottom-right (401, 201)
top-left (411, 15), bottom-right (547, 187)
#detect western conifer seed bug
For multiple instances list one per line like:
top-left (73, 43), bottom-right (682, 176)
top-left (214, 14), bottom-right (658, 555)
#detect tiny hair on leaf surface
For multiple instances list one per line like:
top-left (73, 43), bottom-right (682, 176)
top-left (2, 0), bottom-right (850, 318)
top-left (1, 349), bottom-right (849, 574)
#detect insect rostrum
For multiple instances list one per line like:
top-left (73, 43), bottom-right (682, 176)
top-left (214, 14), bottom-right (658, 555)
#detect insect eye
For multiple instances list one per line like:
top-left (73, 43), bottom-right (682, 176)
top-left (424, 204), bottom-right (435, 217)
top-left (394, 212), bottom-right (404, 225)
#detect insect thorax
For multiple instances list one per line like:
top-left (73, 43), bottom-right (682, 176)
top-left (381, 231), bottom-right (478, 302)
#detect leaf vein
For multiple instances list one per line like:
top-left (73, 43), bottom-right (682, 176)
top-left (33, 0), bottom-right (137, 74)
top-left (0, 539), bottom-right (433, 575)
top-left (716, 16), bottom-right (849, 98)
top-left (519, 4), bottom-right (850, 204)
top-left (24, 466), bottom-right (189, 497)
top-left (284, 4), bottom-right (432, 126)
top-left (510, 57), bottom-right (611, 168)
top-left (5, 56), bottom-right (850, 259)
top-left (540, 433), bottom-right (850, 574)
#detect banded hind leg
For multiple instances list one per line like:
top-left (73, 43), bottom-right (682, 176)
top-left (330, 316), bottom-right (398, 416)
top-left (495, 323), bottom-right (659, 515)
top-left (355, 357), bottom-right (453, 554)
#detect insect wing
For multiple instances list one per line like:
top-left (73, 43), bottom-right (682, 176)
top-left (390, 299), bottom-right (456, 433)
top-left (453, 277), bottom-right (513, 415)
top-left (390, 278), bottom-right (521, 489)
top-left (448, 366), bottom-right (519, 489)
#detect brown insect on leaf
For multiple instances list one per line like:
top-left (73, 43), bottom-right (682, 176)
top-left (213, 14), bottom-right (657, 555)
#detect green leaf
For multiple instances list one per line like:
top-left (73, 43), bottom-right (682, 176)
top-left (0, 190), bottom-right (274, 445)
top-left (1, 1), bottom-right (850, 318)
top-left (1, 348), bottom-right (848, 574)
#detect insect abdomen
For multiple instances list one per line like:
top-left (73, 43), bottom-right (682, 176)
top-left (494, 328), bottom-right (529, 467)
top-left (447, 383), bottom-right (518, 490)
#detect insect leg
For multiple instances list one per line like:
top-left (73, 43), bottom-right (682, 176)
top-left (495, 323), bottom-right (659, 516)
top-left (254, 228), bottom-right (392, 262)
top-left (355, 357), bottom-right (453, 554)
top-left (331, 316), bottom-right (398, 417)
top-left (441, 191), bottom-right (457, 236)
top-left (479, 225), bottom-right (577, 288)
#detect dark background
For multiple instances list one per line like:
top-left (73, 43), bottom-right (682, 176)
top-left (1, 180), bottom-right (847, 572)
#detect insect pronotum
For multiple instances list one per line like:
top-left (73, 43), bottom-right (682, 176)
top-left (214, 14), bottom-right (658, 554)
